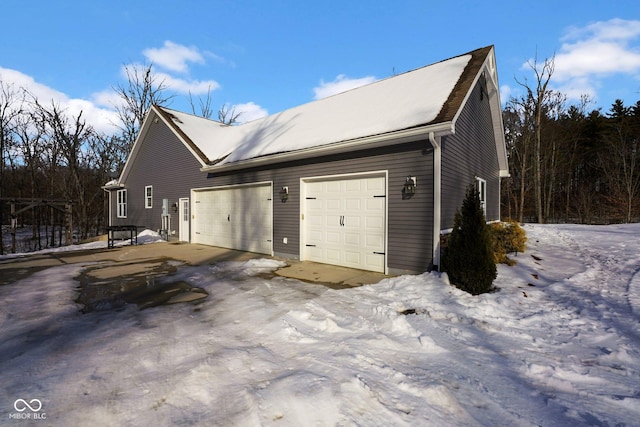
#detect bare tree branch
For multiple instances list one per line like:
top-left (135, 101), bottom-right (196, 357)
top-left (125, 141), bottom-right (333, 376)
top-left (217, 103), bottom-right (242, 125)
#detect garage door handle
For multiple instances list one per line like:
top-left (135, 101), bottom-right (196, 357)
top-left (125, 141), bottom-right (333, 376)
top-left (340, 215), bottom-right (345, 226)
top-left (227, 214), bottom-right (230, 222)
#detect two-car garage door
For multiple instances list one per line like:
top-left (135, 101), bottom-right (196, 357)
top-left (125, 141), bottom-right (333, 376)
top-left (303, 174), bottom-right (386, 273)
top-left (192, 183), bottom-right (273, 255)
top-left (190, 175), bottom-right (386, 273)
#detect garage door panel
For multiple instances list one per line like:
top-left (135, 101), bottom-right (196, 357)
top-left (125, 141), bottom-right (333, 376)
top-left (366, 216), bottom-right (384, 229)
top-left (303, 175), bottom-right (386, 273)
top-left (345, 216), bottom-right (361, 227)
top-left (366, 234), bottom-right (384, 247)
top-left (367, 198), bottom-right (385, 210)
top-left (367, 178), bottom-right (385, 191)
top-left (326, 249), bottom-right (341, 262)
top-left (193, 184), bottom-right (272, 255)
top-left (345, 199), bottom-right (360, 210)
top-left (326, 181), bottom-right (341, 192)
top-left (326, 230), bottom-right (341, 243)
top-left (344, 232), bottom-right (361, 246)
top-left (366, 254), bottom-right (384, 270)
top-left (345, 180), bottom-right (362, 192)
top-left (344, 251), bottom-right (361, 265)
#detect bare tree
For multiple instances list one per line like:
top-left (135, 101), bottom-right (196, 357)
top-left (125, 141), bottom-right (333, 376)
top-left (504, 93), bottom-right (536, 222)
top-left (516, 53), bottom-right (556, 223)
top-left (188, 84), bottom-right (243, 125)
top-left (188, 85), bottom-right (215, 119)
top-left (112, 63), bottom-right (173, 160)
top-left (542, 91), bottom-right (567, 220)
top-left (0, 81), bottom-right (25, 254)
top-left (35, 100), bottom-right (95, 239)
top-left (217, 103), bottom-right (242, 125)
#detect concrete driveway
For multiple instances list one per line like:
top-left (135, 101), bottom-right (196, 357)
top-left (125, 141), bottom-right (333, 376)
top-left (0, 242), bottom-right (388, 288)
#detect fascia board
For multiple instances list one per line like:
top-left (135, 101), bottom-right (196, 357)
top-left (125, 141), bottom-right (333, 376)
top-left (201, 122), bottom-right (453, 173)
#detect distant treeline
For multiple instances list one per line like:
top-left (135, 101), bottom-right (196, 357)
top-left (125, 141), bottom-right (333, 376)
top-left (502, 96), bottom-right (640, 224)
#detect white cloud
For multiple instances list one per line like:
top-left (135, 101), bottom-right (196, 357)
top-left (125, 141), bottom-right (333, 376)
top-left (554, 40), bottom-right (640, 80)
top-left (154, 71), bottom-right (220, 95)
top-left (562, 18), bottom-right (640, 44)
top-left (91, 89), bottom-right (121, 109)
top-left (523, 19), bottom-right (640, 102)
top-left (313, 74), bottom-right (377, 100)
top-left (499, 84), bottom-right (512, 105)
top-left (143, 41), bottom-right (205, 73)
top-left (0, 67), bottom-right (64, 105)
top-left (232, 102), bottom-right (268, 123)
top-left (0, 67), bottom-right (118, 134)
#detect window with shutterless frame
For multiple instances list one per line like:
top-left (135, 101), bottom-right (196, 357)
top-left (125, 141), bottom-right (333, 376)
top-left (117, 189), bottom-right (127, 218)
top-left (475, 176), bottom-right (487, 216)
top-left (145, 185), bottom-right (153, 209)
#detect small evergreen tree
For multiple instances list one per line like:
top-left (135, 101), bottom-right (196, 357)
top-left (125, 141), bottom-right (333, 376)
top-left (442, 183), bottom-right (497, 294)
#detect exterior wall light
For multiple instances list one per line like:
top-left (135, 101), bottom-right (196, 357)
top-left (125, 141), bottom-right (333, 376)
top-left (403, 176), bottom-right (417, 199)
top-left (279, 186), bottom-right (289, 203)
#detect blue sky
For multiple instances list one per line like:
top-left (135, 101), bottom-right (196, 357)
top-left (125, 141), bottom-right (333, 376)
top-left (1, 0), bottom-right (639, 133)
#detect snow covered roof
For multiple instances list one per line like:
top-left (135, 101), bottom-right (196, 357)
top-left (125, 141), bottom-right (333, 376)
top-left (120, 46), bottom-right (504, 180)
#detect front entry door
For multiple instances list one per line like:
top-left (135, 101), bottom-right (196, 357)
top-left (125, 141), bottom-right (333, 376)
top-left (179, 198), bottom-right (190, 242)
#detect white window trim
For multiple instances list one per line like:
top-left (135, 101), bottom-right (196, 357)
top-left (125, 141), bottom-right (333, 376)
top-left (117, 189), bottom-right (127, 218)
top-left (476, 177), bottom-right (487, 215)
top-left (145, 185), bottom-right (153, 209)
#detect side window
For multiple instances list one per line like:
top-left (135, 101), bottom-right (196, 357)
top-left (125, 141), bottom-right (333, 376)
top-left (145, 185), bottom-right (153, 209)
top-left (475, 177), bottom-right (487, 215)
top-left (117, 189), bottom-right (127, 218)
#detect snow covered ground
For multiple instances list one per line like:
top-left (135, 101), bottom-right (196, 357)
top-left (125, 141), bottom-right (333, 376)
top-left (1, 224), bottom-right (639, 426)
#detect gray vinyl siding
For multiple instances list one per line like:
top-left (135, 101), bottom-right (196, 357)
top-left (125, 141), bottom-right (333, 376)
top-left (110, 120), bottom-right (210, 231)
top-left (206, 141), bottom-right (435, 273)
top-left (440, 80), bottom-right (500, 230)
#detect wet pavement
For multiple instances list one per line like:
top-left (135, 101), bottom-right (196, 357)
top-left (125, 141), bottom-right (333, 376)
top-left (0, 241), bottom-right (390, 312)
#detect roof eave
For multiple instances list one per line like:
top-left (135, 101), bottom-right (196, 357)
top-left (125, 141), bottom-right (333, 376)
top-left (201, 122), bottom-right (454, 173)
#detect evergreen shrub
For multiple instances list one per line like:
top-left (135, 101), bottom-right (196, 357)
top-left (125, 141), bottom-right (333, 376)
top-left (442, 184), bottom-right (497, 295)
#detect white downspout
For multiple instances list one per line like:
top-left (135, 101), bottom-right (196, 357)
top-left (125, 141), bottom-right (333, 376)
top-left (102, 187), bottom-right (112, 226)
top-left (429, 132), bottom-right (442, 270)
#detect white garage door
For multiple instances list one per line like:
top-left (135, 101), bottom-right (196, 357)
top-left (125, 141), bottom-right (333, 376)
top-left (192, 183), bottom-right (273, 255)
top-left (303, 175), bottom-right (386, 273)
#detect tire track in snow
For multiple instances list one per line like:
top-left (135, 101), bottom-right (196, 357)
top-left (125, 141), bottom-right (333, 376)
top-left (628, 267), bottom-right (640, 319)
